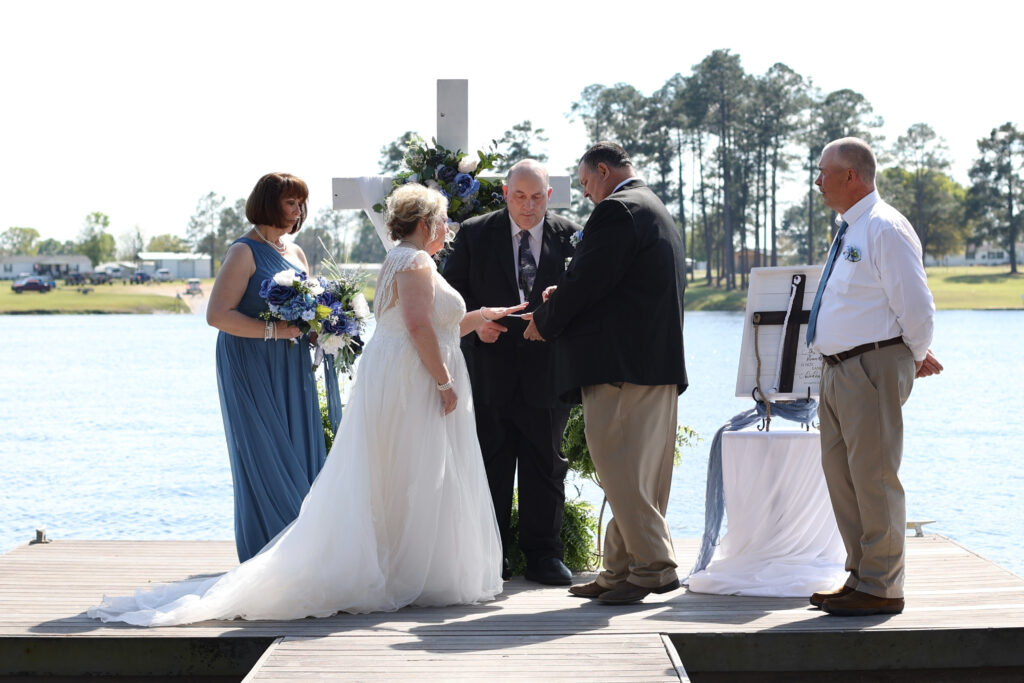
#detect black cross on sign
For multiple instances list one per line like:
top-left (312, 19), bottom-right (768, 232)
top-left (752, 273), bottom-right (812, 395)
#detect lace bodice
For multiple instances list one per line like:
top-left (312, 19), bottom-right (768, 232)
top-left (374, 246), bottom-right (466, 343)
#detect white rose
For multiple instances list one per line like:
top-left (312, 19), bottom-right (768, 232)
top-left (458, 156), bottom-right (479, 173)
top-left (352, 292), bottom-right (371, 319)
top-left (273, 269), bottom-right (297, 286)
top-left (307, 280), bottom-right (324, 296)
top-left (318, 333), bottom-right (347, 356)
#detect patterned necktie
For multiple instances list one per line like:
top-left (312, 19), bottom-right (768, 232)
top-left (517, 230), bottom-right (537, 300)
top-left (805, 220), bottom-right (849, 345)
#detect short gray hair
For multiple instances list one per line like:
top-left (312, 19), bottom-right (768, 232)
top-left (827, 137), bottom-right (877, 187)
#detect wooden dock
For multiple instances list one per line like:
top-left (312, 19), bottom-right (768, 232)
top-left (2, 536), bottom-right (1023, 680)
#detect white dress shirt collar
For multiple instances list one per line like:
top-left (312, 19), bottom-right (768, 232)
top-left (611, 176), bottom-right (639, 195)
top-left (510, 215), bottom-right (545, 254)
top-left (839, 190), bottom-right (880, 227)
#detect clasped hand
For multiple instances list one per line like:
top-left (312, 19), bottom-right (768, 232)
top-left (522, 285), bottom-right (557, 342)
top-left (915, 348), bottom-right (943, 379)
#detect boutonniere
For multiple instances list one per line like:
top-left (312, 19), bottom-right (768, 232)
top-left (842, 245), bottom-right (862, 262)
top-left (569, 229), bottom-right (583, 248)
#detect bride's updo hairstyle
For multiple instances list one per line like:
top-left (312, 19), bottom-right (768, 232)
top-left (385, 183), bottom-right (448, 242)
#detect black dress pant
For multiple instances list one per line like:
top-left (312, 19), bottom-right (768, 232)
top-left (474, 397), bottom-right (570, 565)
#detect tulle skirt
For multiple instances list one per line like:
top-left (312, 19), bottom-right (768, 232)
top-left (88, 325), bottom-right (503, 625)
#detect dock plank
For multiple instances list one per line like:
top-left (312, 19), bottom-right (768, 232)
top-left (2, 535), bottom-right (1022, 678)
top-left (244, 633), bottom-right (681, 682)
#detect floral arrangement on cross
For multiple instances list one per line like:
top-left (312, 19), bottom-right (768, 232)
top-left (373, 136), bottom-right (507, 229)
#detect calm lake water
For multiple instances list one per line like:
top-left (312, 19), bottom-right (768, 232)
top-left (1, 310), bottom-right (1022, 577)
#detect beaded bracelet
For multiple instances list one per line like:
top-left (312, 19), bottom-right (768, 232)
top-left (437, 378), bottom-right (455, 391)
top-left (264, 319), bottom-right (274, 341)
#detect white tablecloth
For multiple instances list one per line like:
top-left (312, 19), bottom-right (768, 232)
top-left (687, 426), bottom-right (847, 597)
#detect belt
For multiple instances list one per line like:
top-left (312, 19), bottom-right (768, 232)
top-left (822, 336), bottom-right (904, 366)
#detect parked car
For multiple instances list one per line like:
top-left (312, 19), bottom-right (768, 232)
top-left (133, 271), bottom-right (152, 284)
top-left (89, 272), bottom-right (111, 285)
top-left (64, 273), bottom-right (87, 285)
top-left (11, 276), bottom-right (52, 293)
top-left (155, 268), bottom-right (173, 282)
top-left (185, 278), bottom-right (203, 296)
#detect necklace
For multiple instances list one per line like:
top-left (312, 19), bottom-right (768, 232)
top-left (254, 227), bottom-right (287, 254)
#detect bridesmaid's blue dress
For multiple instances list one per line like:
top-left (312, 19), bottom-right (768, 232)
top-left (215, 237), bottom-right (327, 562)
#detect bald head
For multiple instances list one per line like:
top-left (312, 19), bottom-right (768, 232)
top-left (506, 159), bottom-right (550, 188)
top-left (504, 159), bottom-right (552, 229)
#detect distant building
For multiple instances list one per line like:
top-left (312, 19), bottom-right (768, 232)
top-left (1, 254), bottom-right (92, 280)
top-left (137, 252), bottom-right (212, 279)
top-left (925, 241), bottom-right (1024, 267)
top-left (94, 261), bottom-right (140, 279)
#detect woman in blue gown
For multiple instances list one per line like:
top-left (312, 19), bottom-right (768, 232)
top-left (206, 172), bottom-right (327, 562)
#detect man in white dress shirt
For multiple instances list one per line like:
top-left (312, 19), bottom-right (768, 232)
top-left (806, 137), bottom-right (943, 617)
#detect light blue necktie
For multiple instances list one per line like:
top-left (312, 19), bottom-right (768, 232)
top-left (805, 221), bottom-right (848, 345)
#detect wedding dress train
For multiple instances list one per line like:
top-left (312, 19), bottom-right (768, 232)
top-left (88, 246), bottom-right (503, 625)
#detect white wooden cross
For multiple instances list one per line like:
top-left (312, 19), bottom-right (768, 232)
top-left (332, 79), bottom-right (572, 250)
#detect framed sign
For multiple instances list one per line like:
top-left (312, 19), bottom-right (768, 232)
top-left (735, 265), bottom-right (824, 401)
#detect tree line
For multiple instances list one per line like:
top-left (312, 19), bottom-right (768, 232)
top-left (5, 50), bottom-right (1020, 280)
top-left (0, 212), bottom-right (192, 267)
top-left (562, 50), bottom-right (1021, 285)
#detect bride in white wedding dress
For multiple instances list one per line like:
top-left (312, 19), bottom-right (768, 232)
top-left (88, 183), bottom-right (526, 625)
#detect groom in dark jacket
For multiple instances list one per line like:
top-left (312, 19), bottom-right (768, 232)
top-left (444, 160), bottom-right (580, 585)
top-left (525, 142), bottom-right (687, 604)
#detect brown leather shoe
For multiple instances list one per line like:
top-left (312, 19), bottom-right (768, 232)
top-left (597, 579), bottom-right (680, 605)
top-left (568, 581), bottom-right (612, 598)
top-left (809, 584), bottom-right (855, 608)
top-left (822, 589), bottom-right (904, 616)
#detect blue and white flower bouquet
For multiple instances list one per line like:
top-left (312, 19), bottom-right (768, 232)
top-left (258, 268), bottom-right (370, 375)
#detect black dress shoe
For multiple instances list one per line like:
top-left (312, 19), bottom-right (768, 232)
top-left (524, 557), bottom-right (572, 586)
top-left (501, 557), bottom-right (511, 581)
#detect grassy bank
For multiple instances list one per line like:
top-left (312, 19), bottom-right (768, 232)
top-left (683, 265), bottom-right (1023, 311)
top-left (0, 281), bottom-right (191, 314)
top-left (3, 266), bottom-right (1019, 314)
top-left (924, 266), bottom-right (1023, 309)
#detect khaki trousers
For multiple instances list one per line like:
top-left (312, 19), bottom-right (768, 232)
top-left (582, 382), bottom-right (678, 589)
top-left (818, 343), bottom-right (916, 599)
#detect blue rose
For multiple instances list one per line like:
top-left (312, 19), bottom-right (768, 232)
top-left (260, 280), bottom-right (296, 308)
top-left (435, 165), bottom-right (457, 183)
top-left (317, 290), bottom-right (338, 309)
top-left (453, 173), bottom-right (480, 199)
top-left (323, 311), bottom-right (358, 336)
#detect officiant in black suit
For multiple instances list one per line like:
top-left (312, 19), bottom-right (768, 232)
top-left (443, 160), bottom-right (581, 585)
top-left (525, 142), bottom-right (688, 605)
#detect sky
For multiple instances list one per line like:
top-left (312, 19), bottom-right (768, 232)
top-left (2, 0), bottom-right (1021, 246)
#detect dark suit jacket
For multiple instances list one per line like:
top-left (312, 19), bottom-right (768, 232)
top-left (531, 179), bottom-right (688, 404)
top-left (443, 209), bottom-right (580, 409)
